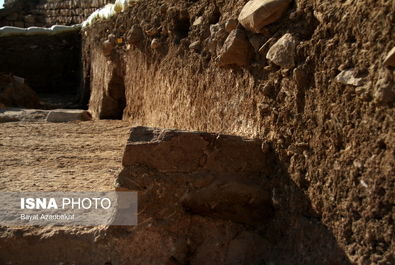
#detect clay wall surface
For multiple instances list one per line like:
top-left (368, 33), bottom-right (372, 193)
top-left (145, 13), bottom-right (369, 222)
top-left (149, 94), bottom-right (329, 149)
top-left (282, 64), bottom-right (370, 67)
top-left (82, 0), bottom-right (395, 263)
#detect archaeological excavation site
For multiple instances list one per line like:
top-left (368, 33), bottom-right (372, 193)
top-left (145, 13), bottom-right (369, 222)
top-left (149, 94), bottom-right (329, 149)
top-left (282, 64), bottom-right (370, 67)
top-left (0, 0), bottom-right (394, 264)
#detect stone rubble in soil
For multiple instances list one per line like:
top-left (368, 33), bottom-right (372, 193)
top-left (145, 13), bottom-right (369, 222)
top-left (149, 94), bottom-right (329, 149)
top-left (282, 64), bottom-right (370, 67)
top-left (0, 0), bottom-right (393, 264)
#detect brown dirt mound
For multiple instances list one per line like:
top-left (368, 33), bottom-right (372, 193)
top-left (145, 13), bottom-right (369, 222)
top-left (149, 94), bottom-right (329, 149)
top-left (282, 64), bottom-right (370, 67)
top-left (0, 73), bottom-right (41, 108)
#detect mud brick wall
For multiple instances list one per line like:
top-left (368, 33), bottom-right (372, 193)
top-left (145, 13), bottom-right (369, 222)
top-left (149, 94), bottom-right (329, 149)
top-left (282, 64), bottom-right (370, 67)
top-left (0, 0), bottom-right (112, 27)
top-left (36, 0), bottom-right (114, 26)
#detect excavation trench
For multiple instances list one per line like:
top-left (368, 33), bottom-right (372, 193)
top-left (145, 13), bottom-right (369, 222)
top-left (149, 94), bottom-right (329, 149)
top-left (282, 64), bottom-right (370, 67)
top-left (0, 124), bottom-right (351, 265)
top-left (0, 0), bottom-right (393, 263)
top-left (0, 28), bottom-right (89, 110)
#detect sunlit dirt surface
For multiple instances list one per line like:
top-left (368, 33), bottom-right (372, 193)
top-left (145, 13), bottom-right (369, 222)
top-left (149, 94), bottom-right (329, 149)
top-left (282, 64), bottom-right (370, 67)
top-left (0, 120), bottom-right (131, 192)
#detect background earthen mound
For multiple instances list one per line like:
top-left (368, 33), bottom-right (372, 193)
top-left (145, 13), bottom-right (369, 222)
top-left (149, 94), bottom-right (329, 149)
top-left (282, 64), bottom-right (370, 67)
top-left (0, 73), bottom-right (41, 108)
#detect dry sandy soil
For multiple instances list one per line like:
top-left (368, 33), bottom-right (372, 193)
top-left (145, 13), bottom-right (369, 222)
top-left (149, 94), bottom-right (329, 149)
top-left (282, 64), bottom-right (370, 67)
top-left (0, 120), bottom-right (131, 192)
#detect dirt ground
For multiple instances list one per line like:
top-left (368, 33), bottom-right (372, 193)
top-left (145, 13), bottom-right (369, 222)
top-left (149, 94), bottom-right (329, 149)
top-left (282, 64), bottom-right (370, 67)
top-left (0, 120), bottom-right (131, 192)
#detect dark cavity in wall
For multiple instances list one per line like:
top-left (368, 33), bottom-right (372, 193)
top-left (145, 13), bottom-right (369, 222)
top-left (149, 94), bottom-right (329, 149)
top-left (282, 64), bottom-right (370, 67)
top-left (0, 30), bottom-right (83, 108)
top-left (172, 13), bottom-right (191, 43)
top-left (100, 66), bottom-right (126, 120)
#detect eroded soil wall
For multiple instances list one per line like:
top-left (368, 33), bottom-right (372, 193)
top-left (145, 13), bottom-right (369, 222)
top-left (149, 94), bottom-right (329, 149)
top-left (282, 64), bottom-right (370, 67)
top-left (83, 0), bottom-right (394, 263)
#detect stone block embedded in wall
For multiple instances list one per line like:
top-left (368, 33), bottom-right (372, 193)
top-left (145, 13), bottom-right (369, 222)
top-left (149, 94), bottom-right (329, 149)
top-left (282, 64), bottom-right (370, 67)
top-left (61, 9), bottom-right (69, 16)
top-left (122, 127), bottom-right (273, 175)
top-left (119, 126), bottom-right (274, 221)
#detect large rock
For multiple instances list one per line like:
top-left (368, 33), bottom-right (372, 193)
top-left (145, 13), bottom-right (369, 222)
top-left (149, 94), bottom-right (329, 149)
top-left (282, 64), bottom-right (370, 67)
top-left (238, 0), bottom-right (292, 33)
top-left (218, 28), bottom-right (252, 67)
top-left (122, 126), bottom-right (271, 174)
top-left (266, 33), bottom-right (297, 68)
top-left (335, 69), bottom-right (364, 86)
top-left (383, 47), bottom-right (395, 67)
top-left (0, 74), bottom-right (41, 109)
top-left (46, 109), bottom-right (91, 122)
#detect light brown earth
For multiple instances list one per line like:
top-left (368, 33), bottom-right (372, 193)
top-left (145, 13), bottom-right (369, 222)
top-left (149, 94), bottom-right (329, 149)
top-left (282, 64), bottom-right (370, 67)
top-left (0, 120), bottom-right (130, 192)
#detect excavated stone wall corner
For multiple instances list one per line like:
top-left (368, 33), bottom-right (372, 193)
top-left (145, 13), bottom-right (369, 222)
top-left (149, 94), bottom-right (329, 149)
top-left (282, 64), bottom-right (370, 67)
top-left (122, 126), bottom-right (272, 174)
top-left (118, 126), bottom-right (274, 227)
top-left (113, 126), bottom-right (274, 264)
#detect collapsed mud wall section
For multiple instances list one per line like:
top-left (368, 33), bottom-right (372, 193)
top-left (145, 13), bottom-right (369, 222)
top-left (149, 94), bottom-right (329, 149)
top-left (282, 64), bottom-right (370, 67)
top-left (83, 0), bottom-right (394, 264)
top-left (0, 29), bottom-right (81, 95)
top-left (0, 0), bottom-right (113, 27)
